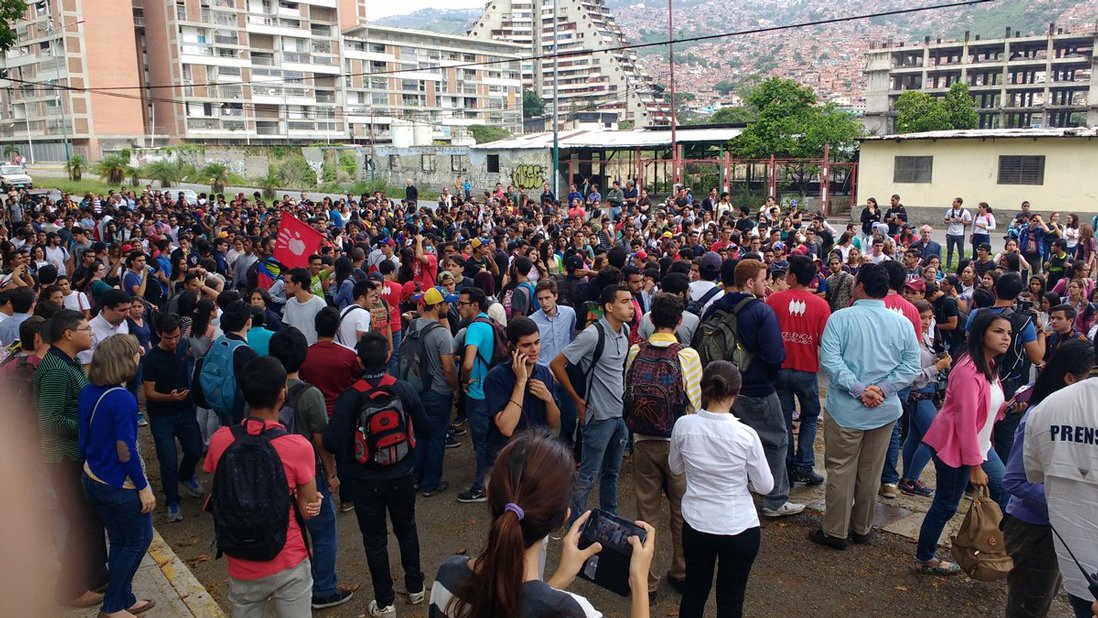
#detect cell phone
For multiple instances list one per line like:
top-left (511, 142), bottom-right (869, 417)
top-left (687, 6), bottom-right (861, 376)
top-left (1013, 383), bottom-right (1034, 405)
top-left (577, 509), bottom-right (647, 596)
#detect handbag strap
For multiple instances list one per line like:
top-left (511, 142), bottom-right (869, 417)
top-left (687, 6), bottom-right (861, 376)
top-left (88, 386), bottom-right (127, 427)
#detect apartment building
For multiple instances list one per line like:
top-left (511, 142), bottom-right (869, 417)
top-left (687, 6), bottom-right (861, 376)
top-left (468, 0), bottom-right (670, 127)
top-left (864, 26), bottom-right (1098, 134)
top-left (0, 0), bottom-right (146, 161)
top-left (342, 25), bottom-right (524, 143)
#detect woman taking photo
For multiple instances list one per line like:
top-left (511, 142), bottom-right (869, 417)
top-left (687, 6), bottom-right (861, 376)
top-left (670, 361), bottom-right (773, 618)
top-left (429, 428), bottom-right (655, 618)
top-left (79, 334), bottom-right (156, 617)
top-left (1002, 338), bottom-right (1094, 618)
top-left (915, 311), bottom-right (1011, 576)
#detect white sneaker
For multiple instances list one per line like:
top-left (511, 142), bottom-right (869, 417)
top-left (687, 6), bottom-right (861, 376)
top-left (368, 600), bottom-right (396, 617)
top-left (763, 501), bottom-right (806, 518)
top-left (408, 587), bottom-right (425, 604)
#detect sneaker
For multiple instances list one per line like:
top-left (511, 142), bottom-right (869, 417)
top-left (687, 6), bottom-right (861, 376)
top-left (445, 435), bottom-right (462, 449)
top-left (790, 466), bottom-right (824, 486)
top-left (180, 477), bottom-right (204, 498)
top-left (899, 479), bottom-right (934, 497)
top-left (457, 487), bottom-right (487, 503)
top-left (166, 503), bottom-right (183, 523)
top-left (137, 413), bottom-right (148, 427)
top-left (368, 600), bottom-right (396, 617)
top-left (422, 480), bottom-right (449, 498)
top-left (312, 589), bottom-right (353, 610)
top-left (762, 501), bottom-right (805, 518)
top-left (340, 501), bottom-right (355, 513)
top-left (408, 587), bottom-right (426, 604)
top-left (879, 483), bottom-right (899, 499)
top-left (449, 425), bottom-right (467, 437)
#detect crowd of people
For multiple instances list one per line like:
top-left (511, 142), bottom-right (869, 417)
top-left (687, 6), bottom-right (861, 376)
top-left (3, 179), bottom-right (1097, 618)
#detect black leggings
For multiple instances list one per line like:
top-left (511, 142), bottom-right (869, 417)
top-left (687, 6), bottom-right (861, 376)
top-left (680, 522), bottom-right (760, 618)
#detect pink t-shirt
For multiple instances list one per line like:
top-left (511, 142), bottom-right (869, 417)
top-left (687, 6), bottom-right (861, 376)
top-left (383, 280), bottom-right (404, 333)
top-left (883, 291), bottom-right (921, 341)
top-left (767, 288), bottom-right (831, 373)
top-left (413, 253), bottom-right (438, 290)
top-left (203, 419), bottom-right (314, 581)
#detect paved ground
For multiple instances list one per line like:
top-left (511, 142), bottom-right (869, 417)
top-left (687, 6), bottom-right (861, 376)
top-left (142, 407), bottom-right (1072, 618)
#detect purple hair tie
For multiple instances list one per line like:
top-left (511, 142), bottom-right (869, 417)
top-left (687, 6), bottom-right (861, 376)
top-left (504, 502), bottom-right (525, 521)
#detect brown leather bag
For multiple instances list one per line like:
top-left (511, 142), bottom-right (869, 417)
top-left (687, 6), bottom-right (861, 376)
top-left (951, 487), bottom-right (1013, 582)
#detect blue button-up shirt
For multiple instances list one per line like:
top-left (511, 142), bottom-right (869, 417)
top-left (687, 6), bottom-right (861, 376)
top-left (820, 299), bottom-right (921, 430)
top-left (531, 304), bottom-right (577, 367)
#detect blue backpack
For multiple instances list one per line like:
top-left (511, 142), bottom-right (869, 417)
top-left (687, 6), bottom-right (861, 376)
top-left (200, 336), bottom-right (247, 415)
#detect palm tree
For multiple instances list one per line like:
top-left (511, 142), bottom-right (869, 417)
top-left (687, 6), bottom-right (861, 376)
top-left (65, 155), bottom-right (86, 181)
top-left (201, 162), bottom-right (229, 194)
top-left (144, 160), bottom-right (181, 188)
top-left (93, 154), bottom-right (128, 184)
top-left (256, 170), bottom-right (280, 200)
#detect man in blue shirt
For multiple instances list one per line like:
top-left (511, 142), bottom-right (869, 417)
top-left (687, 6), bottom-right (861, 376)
top-left (457, 287), bottom-right (496, 503)
top-left (530, 279), bottom-right (577, 443)
top-left (813, 263), bottom-right (920, 549)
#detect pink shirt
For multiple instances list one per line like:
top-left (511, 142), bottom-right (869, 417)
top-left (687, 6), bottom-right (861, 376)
top-left (883, 291), bottom-right (921, 340)
top-left (922, 356), bottom-right (1007, 467)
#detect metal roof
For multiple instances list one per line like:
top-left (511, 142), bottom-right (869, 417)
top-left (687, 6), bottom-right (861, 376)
top-left (861, 127), bottom-right (1098, 141)
top-left (471, 127), bottom-right (743, 150)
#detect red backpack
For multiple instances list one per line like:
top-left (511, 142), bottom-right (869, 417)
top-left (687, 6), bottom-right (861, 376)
top-left (623, 342), bottom-right (688, 438)
top-left (351, 375), bottom-right (415, 466)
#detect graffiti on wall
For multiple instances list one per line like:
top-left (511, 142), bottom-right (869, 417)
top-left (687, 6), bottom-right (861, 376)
top-left (511, 164), bottom-right (546, 190)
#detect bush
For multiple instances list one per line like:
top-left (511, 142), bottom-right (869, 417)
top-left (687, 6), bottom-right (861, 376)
top-left (200, 162), bottom-right (229, 193)
top-left (275, 155), bottom-right (316, 189)
top-left (65, 155), bottom-right (87, 181)
top-left (93, 154), bottom-right (128, 185)
top-left (143, 160), bottom-right (183, 188)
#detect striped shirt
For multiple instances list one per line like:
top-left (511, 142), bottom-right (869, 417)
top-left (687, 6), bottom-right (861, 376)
top-left (34, 346), bottom-right (89, 463)
top-left (626, 332), bottom-right (703, 442)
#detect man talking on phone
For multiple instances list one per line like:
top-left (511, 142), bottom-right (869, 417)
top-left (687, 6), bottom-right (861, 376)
top-left (142, 312), bottom-right (205, 523)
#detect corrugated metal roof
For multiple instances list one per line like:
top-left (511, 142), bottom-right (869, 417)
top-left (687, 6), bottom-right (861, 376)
top-left (472, 127), bottom-right (743, 150)
top-left (861, 127), bottom-right (1098, 141)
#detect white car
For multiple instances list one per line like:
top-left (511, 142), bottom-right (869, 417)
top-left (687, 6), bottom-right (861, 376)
top-left (0, 165), bottom-right (32, 191)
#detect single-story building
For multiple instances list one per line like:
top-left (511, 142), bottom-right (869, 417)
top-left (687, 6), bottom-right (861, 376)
top-left (857, 128), bottom-right (1098, 217)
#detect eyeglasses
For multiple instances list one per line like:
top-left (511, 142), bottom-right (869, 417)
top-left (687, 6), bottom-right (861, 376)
top-left (73, 326), bottom-right (92, 332)
top-left (456, 301), bottom-right (473, 307)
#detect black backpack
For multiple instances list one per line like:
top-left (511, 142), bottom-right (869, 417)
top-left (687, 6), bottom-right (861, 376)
top-left (396, 320), bottom-right (444, 394)
top-left (210, 418), bottom-right (306, 561)
top-left (277, 381), bottom-right (313, 436)
top-left (686, 285), bottom-right (722, 316)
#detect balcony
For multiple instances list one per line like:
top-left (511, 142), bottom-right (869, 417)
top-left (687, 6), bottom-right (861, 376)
top-left (214, 34), bottom-right (239, 45)
top-left (186, 118), bottom-right (221, 130)
top-left (202, 10), bottom-right (237, 26)
top-left (282, 51), bottom-right (309, 64)
top-left (256, 123), bottom-right (281, 135)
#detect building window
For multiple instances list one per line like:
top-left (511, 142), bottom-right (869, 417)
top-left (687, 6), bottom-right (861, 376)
top-left (998, 155), bottom-right (1045, 185)
top-left (451, 155), bottom-right (464, 172)
top-left (421, 155), bottom-right (435, 172)
top-left (892, 156), bottom-right (933, 183)
top-left (487, 154), bottom-right (500, 173)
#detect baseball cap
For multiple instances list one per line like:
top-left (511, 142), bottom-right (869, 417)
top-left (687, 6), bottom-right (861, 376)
top-left (662, 231), bottom-right (673, 239)
top-left (417, 287), bottom-right (459, 306)
top-left (699, 251), bottom-right (722, 273)
top-left (770, 260), bottom-right (790, 276)
top-left (903, 279), bottom-right (926, 293)
top-left (471, 238), bottom-right (483, 250)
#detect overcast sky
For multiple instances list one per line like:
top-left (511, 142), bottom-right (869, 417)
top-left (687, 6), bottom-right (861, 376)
top-left (368, 1), bottom-right (486, 20)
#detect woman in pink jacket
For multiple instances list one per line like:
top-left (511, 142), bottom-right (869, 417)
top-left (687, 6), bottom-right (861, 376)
top-left (913, 310), bottom-right (1011, 575)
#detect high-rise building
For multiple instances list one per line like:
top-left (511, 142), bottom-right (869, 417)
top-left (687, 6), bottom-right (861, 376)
top-left (468, 0), bottom-right (670, 127)
top-left (864, 27), bottom-right (1098, 134)
top-left (342, 25), bottom-right (524, 143)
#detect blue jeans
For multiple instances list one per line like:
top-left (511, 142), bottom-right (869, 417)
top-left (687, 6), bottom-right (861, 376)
top-left (467, 397), bottom-right (490, 492)
top-left (571, 416), bottom-right (628, 520)
top-left (415, 389), bottom-right (453, 493)
top-left (81, 476), bottom-right (153, 613)
top-left (915, 450), bottom-right (1007, 561)
top-left (148, 410), bottom-right (203, 506)
top-left (1068, 594), bottom-right (1096, 618)
top-left (388, 329), bottom-right (403, 375)
top-left (881, 387), bottom-right (911, 485)
top-left (775, 369), bottom-right (821, 469)
top-left (901, 389), bottom-right (937, 483)
top-left (306, 469), bottom-right (338, 598)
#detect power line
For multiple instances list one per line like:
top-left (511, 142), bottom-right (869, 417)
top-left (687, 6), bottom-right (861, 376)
top-left (20, 0), bottom-right (997, 93)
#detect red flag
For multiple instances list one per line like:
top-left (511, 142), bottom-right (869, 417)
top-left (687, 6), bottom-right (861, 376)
top-left (273, 212), bottom-right (324, 270)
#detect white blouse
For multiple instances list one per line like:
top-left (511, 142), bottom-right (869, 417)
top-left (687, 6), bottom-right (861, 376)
top-left (669, 410), bottom-right (774, 536)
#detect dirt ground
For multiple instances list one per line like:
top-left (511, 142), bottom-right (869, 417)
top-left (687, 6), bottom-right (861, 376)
top-left (141, 412), bottom-right (1073, 618)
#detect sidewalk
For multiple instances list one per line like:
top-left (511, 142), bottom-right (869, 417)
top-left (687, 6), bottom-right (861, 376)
top-left (65, 530), bottom-right (225, 618)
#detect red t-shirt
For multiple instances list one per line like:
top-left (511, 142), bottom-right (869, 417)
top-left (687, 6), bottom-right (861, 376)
top-left (884, 291), bottom-right (921, 341)
top-left (383, 280), bottom-right (403, 333)
top-left (413, 253), bottom-right (438, 291)
top-left (766, 289), bottom-right (831, 372)
top-left (300, 341), bottom-right (362, 417)
top-left (203, 419), bottom-right (314, 581)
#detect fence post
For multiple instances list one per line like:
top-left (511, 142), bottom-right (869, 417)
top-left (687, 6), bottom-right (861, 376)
top-left (768, 155), bottom-right (777, 198)
top-left (821, 143), bottom-right (831, 217)
top-left (722, 151), bottom-right (731, 194)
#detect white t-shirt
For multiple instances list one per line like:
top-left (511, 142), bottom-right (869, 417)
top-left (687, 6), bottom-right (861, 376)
top-left (1024, 380), bottom-right (1098, 601)
top-left (282, 294), bottom-right (328, 345)
top-left (688, 280), bottom-right (721, 315)
top-left (336, 304), bottom-right (371, 350)
top-left (978, 380), bottom-right (1004, 460)
top-left (62, 291), bottom-right (90, 313)
top-left (44, 245), bottom-right (69, 276)
top-left (944, 207), bottom-right (972, 237)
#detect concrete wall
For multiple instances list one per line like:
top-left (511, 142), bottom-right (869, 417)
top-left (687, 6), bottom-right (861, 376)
top-left (369, 146), bottom-right (554, 193)
top-left (858, 136), bottom-right (1098, 215)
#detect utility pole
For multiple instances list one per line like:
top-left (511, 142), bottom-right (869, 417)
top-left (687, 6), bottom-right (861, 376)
top-left (667, 0), bottom-right (678, 185)
top-left (551, 0), bottom-right (560, 200)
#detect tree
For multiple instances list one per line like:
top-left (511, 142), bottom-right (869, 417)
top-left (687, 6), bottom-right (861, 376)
top-left (522, 89), bottom-right (545, 119)
top-left (0, 1), bottom-right (27, 54)
top-left (943, 82), bottom-right (979, 130)
top-left (93, 154), bottom-right (128, 184)
top-left (65, 155), bottom-right (86, 181)
top-left (713, 79), bottom-right (737, 96)
top-left (707, 106), bottom-right (757, 125)
top-left (201, 162), bottom-right (229, 193)
top-left (895, 91), bottom-right (952, 133)
top-left (731, 78), bottom-right (860, 160)
top-left (468, 125), bottom-right (511, 144)
top-left (143, 160), bottom-right (183, 188)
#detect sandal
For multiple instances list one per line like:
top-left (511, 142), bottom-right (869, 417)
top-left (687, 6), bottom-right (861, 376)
top-left (129, 599), bottom-right (157, 615)
top-left (915, 558), bottom-right (961, 576)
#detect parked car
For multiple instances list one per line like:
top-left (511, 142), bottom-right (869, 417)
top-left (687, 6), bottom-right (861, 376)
top-left (0, 164), bottom-right (33, 191)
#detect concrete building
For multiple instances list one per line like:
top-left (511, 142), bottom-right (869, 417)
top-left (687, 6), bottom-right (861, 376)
top-left (468, 0), bottom-right (670, 127)
top-left (0, 0), bottom-right (146, 161)
top-left (342, 25), bottom-right (524, 144)
top-left (864, 27), bottom-right (1098, 134)
top-left (857, 128), bottom-right (1098, 216)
